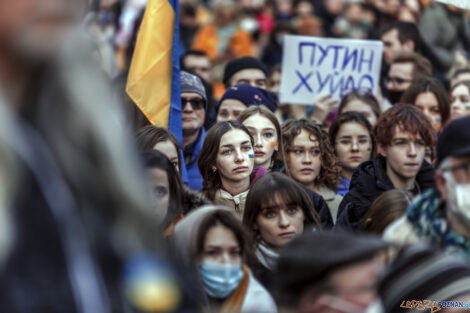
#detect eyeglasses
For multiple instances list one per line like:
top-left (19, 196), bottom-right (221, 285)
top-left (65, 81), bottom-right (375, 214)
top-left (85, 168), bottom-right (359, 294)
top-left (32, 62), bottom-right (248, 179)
top-left (182, 97), bottom-right (205, 110)
top-left (335, 138), bottom-right (371, 148)
top-left (385, 77), bottom-right (413, 87)
top-left (441, 162), bottom-right (470, 175)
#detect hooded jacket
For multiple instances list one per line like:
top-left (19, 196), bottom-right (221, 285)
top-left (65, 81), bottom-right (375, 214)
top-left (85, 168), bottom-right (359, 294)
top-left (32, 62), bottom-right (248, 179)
top-left (335, 154), bottom-right (435, 231)
top-left (172, 206), bottom-right (277, 313)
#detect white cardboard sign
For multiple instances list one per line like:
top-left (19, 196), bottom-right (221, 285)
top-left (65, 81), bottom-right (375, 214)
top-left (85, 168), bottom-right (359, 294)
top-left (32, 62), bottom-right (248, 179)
top-left (280, 35), bottom-right (383, 105)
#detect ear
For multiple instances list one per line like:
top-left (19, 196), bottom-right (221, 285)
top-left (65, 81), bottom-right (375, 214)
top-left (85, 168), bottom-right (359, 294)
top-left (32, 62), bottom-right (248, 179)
top-left (377, 144), bottom-right (387, 157)
top-left (435, 170), bottom-right (448, 201)
top-left (403, 39), bottom-right (415, 52)
top-left (253, 223), bottom-right (259, 231)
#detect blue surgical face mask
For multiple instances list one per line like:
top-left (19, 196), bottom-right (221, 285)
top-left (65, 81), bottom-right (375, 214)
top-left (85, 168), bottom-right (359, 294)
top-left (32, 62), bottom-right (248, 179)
top-left (199, 262), bottom-right (244, 299)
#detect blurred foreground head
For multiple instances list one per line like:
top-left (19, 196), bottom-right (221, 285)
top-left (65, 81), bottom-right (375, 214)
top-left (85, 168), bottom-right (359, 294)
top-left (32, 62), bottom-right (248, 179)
top-left (277, 231), bottom-right (390, 313)
top-left (379, 244), bottom-right (470, 313)
top-left (0, 0), bottom-right (87, 60)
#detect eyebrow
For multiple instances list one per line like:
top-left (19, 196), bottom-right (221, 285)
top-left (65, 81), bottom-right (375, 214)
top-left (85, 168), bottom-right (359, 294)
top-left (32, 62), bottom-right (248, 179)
top-left (205, 245), bottom-right (239, 249)
top-left (221, 140), bottom-right (251, 148)
top-left (338, 135), bottom-right (369, 138)
top-left (290, 144), bottom-right (320, 149)
top-left (246, 126), bottom-right (275, 131)
top-left (261, 202), bottom-right (296, 211)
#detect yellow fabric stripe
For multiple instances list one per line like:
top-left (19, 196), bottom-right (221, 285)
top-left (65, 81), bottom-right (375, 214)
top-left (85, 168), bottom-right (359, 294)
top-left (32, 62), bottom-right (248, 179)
top-left (126, 0), bottom-right (175, 127)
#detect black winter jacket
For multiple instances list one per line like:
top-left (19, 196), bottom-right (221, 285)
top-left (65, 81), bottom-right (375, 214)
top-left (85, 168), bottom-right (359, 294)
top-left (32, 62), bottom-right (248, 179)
top-left (335, 154), bottom-right (435, 231)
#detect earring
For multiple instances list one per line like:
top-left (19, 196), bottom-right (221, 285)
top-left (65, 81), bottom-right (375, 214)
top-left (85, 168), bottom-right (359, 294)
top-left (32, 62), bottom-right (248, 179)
top-left (212, 166), bottom-right (217, 173)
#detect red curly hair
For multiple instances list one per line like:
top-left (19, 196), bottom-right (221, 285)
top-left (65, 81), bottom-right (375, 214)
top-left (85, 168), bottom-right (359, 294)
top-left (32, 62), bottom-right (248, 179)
top-left (373, 104), bottom-right (436, 148)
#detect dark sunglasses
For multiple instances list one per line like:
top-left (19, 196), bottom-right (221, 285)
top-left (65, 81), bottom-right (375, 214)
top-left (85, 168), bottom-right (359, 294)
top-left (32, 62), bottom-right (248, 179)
top-left (181, 97), bottom-right (205, 110)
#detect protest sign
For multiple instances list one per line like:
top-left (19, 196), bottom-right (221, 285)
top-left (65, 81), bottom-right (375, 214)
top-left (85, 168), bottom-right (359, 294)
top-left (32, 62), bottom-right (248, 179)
top-left (279, 35), bottom-right (383, 105)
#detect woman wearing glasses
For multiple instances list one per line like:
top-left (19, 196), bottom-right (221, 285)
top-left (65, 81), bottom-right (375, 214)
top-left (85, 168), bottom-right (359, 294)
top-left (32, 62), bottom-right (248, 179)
top-left (329, 112), bottom-right (375, 197)
top-left (281, 119), bottom-right (343, 223)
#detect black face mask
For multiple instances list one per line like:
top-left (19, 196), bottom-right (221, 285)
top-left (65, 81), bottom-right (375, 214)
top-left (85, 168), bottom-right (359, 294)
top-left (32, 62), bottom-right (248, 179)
top-left (387, 89), bottom-right (404, 105)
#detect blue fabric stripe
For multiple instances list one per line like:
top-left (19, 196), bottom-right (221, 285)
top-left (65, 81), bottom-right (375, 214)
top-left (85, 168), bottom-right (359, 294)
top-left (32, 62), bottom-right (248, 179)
top-left (167, 0), bottom-right (188, 184)
top-left (168, 0), bottom-right (181, 146)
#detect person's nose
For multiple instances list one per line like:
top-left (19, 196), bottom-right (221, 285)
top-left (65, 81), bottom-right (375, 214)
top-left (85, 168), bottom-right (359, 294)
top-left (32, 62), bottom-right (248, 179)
top-left (278, 211), bottom-right (290, 228)
top-left (182, 101), bottom-right (193, 113)
top-left (301, 151), bottom-right (311, 164)
top-left (219, 252), bottom-right (231, 264)
top-left (351, 139), bottom-right (360, 152)
top-left (255, 133), bottom-right (263, 147)
top-left (234, 148), bottom-right (244, 163)
top-left (408, 143), bottom-right (417, 157)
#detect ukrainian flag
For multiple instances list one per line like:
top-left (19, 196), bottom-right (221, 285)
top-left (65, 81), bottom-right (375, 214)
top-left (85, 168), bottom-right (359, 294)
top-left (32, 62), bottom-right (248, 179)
top-left (126, 0), bottom-right (182, 145)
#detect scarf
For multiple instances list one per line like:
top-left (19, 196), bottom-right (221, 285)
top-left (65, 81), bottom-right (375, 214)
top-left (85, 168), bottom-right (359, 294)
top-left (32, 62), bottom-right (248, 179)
top-left (255, 240), bottom-right (279, 271)
top-left (220, 265), bottom-right (250, 313)
top-left (407, 188), bottom-right (470, 257)
top-left (214, 189), bottom-right (249, 218)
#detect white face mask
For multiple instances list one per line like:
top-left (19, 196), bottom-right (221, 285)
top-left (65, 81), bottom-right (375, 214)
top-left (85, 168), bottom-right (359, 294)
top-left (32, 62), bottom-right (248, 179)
top-left (444, 172), bottom-right (470, 227)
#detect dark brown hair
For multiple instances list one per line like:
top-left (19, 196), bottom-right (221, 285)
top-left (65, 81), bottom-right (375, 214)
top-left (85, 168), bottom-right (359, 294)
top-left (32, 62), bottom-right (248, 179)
top-left (338, 90), bottom-right (382, 121)
top-left (390, 52), bottom-right (432, 80)
top-left (198, 120), bottom-right (254, 200)
top-left (329, 111), bottom-right (376, 158)
top-left (141, 150), bottom-right (184, 229)
top-left (243, 172), bottom-right (321, 242)
top-left (373, 104), bottom-right (436, 148)
top-left (135, 125), bottom-right (182, 173)
top-left (400, 77), bottom-right (451, 126)
top-left (238, 105), bottom-right (287, 172)
top-left (360, 189), bottom-right (413, 234)
top-left (282, 118), bottom-right (341, 190)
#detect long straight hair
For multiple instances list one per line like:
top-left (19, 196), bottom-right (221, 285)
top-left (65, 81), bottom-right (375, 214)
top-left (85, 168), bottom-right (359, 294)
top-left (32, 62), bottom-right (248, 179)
top-left (238, 105), bottom-right (288, 173)
top-left (198, 120), bottom-right (254, 200)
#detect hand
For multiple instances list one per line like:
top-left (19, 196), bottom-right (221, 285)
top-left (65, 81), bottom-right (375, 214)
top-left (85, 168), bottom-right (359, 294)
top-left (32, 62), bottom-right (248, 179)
top-left (311, 94), bottom-right (338, 124)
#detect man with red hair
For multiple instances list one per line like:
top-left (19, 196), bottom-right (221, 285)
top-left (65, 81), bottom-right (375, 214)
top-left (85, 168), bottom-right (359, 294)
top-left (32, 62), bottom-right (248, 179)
top-left (336, 104), bottom-right (436, 230)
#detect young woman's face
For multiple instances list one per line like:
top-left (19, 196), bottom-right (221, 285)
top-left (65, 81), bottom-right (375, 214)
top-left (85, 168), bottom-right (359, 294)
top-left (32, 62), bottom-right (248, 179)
top-left (147, 168), bottom-right (170, 222)
top-left (216, 129), bottom-right (254, 185)
top-left (286, 129), bottom-right (322, 189)
top-left (450, 84), bottom-right (470, 120)
top-left (153, 140), bottom-right (179, 171)
top-left (242, 113), bottom-right (278, 170)
top-left (342, 99), bottom-right (378, 126)
top-left (334, 122), bottom-right (372, 173)
top-left (255, 193), bottom-right (305, 248)
top-left (414, 91), bottom-right (442, 132)
top-left (200, 224), bottom-right (241, 265)
top-left (217, 99), bottom-right (248, 123)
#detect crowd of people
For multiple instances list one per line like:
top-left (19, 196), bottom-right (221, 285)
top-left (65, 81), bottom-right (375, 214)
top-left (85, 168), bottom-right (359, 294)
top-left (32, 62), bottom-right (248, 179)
top-left (2, 0), bottom-right (470, 312)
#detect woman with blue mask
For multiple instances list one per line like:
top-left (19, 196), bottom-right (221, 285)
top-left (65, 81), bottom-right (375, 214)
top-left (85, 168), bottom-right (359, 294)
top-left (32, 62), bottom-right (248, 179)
top-left (172, 205), bottom-right (277, 313)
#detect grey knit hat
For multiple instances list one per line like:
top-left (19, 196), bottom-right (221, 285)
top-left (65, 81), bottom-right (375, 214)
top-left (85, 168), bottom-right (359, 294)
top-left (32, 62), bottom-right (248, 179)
top-left (180, 71), bottom-right (207, 107)
top-left (379, 244), bottom-right (470, 313)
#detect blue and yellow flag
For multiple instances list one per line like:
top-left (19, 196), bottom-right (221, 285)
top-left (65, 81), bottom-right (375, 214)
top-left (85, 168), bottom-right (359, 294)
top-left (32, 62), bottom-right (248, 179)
top-left (126, 0), bottom-right (182, 145)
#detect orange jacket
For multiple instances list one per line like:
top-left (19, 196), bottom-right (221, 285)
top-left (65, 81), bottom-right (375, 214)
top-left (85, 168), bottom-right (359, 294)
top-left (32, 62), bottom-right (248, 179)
top-left (192, 24), bottom-right (255, 61)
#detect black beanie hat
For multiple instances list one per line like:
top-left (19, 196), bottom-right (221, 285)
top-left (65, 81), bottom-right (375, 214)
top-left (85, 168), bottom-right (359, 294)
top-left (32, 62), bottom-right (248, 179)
top-left (223, 57), bottom-right (268, 87)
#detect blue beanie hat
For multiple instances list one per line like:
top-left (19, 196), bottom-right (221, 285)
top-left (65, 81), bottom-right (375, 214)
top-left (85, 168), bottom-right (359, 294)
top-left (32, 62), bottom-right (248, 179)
top-left (218, 84), bottom-right (277, 112)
